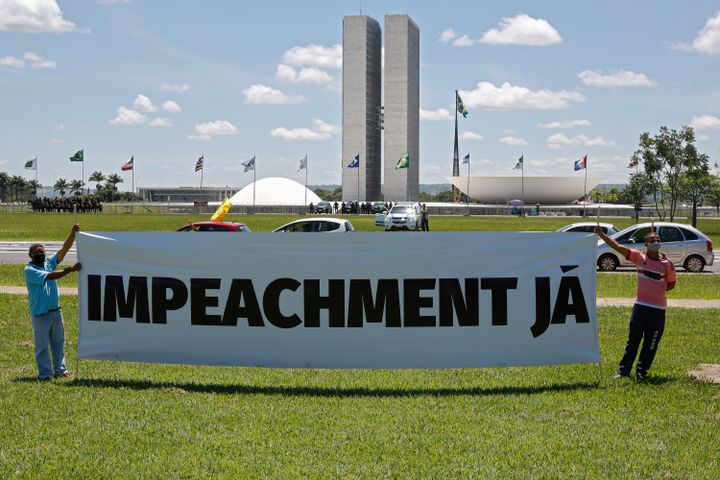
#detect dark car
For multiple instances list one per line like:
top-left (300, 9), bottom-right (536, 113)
top-left (176, 221), bottom-right (251, 232)
top-left (341, 201), bottom-right (357, 214)
top-left (314, 201), bottom-right (333, 214)
top-left (370, 202), bottom-right (388, 214)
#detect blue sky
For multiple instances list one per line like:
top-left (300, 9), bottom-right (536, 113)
top-left (2, 0), bottom-right (720, 191)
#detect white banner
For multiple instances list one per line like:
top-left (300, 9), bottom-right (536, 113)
top-left (77, 231), bottom-right (599, 368)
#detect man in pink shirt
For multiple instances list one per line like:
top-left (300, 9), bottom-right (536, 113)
top-left (595, 223), bottom-right (676, 380)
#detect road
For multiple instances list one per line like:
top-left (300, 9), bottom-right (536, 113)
top-left (1, 241), bottom-right (718, 273)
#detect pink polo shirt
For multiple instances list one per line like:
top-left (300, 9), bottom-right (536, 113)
top-left (627, 249), bottom-right (676, 310)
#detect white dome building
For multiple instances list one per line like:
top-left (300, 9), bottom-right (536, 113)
top-left (229, 177), bottom-right (322, 206)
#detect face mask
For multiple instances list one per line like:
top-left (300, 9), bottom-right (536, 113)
top-left (33, 253), bottom-right (45, 263)
top-left (647, 242), bottom-right (661, 253)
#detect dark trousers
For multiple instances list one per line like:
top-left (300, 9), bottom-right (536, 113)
top-left (618, 304), bottom-right (665, 376)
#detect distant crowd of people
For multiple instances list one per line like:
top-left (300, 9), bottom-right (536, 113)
top-left (28, 196), bottom-right (103, 213)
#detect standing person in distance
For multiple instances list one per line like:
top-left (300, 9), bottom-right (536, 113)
top-left (595, 222), bottom-right (676, 381)
top-left (421, 203), bottom-right (429, 231)
top-left (24, 224), bottom-right (82, 380)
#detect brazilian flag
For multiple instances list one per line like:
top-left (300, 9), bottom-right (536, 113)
top-left (69, 149), bottom-right (84, 162)
top-left (456, 92), bottom-right (469, 118)
top-left (395, 154), bottom-right (409, 170)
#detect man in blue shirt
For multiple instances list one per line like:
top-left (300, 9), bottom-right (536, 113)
top-left (24, 224), bottom-right (81, 380)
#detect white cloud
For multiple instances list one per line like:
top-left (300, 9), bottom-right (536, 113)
top-left (460, 131), bottom-right (483, 140)
top-left (460, 82), bottom-right (584, 110)
top-left (52, 123), bottom-right (64, 130)
top-left (161, 83), bottom-right (191, 92)
top-left (0, 0), bottom-right (78, 33)
top-left (275, 64), bottom-right (333, 84)
top-left (0, 56), bottom-right (24, 68)
top-left (188, 120), bottom-right (238, 141)
top-left (271, 119), bottom-right (339, 141)
top-left (282, 44), bottom-right (342, 69)
top-left (453, 35), bottom-right (475, 47)
top-left (672, 12), bottom-right (720, 55)
top-left (578, 69), bottom-right (656, 87)
top-left (438, 28), bottom-right (457, 43)
top-left (148, 118), bottom-right (172, 127)
top-left (1, 51), bottom-right (56, 68)
top-left (109, 106), bottom-right (147, 125)
top-left (546, 133), bottom-right (616, 149)
top-left (696, 134), bottom-right (711, 141)
top-left (243, 84), bottom-right (305, 105)
top-left (480, 14), bottom-right (562, 46)
top-left (161, 100), bottom-right (181, 113)
top-left (499, 136), bottom-right (528, 146)
top-left (133, 94), bottom-right (158, 113)
top-left (420, 108), bottom-right (453, 121)
top-left (539, 119), bottom-right (592, 129)
top-left (690, 114), bottom-right (720, 130)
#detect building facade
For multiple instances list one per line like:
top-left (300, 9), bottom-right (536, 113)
top-left (342, 16), bottom-right (382, 202)
top-left (383, 14), bottom-right (420, 202)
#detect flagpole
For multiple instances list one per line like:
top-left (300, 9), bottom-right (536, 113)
top-left (356, 156), bottom-right (360, 211)
top-left (132, 156), bottom-right (135, 210)
top-left (35, 157), bottom-right (38, 183)
top-left (82, 148), bottom-right (85, 195)
top-left (466, 156), bottom-right (470, 215)
top-left (453, 90), bottom-right (459, 203)
top-left (253, 155), bottom-right (256, 209)
top-left (304, 154), bottom-right (308, 209)
top-left (521, 153), bottom-right (525, 213)
top-left (200, 155), bottom-right (204, 190)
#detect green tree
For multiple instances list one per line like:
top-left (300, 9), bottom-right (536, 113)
top-left (89, 171), bottom-right (106, 192)
top-left (702, 170), bottom-right (720, 216)
top-left (679, 159), bottom-right (713, 227)
top-left (620, 171), bottom-right (652, 223)
top-left (629, 125), bottom-right (706, 221)
top-left (0, 172), bottom-right (9, 202)
top-left (26, 179), bottom-right (41, 198)
top-left (9, 175), bottom-right (26, 202)
top-left (54, 178), bottom-right (69, 197)
top-left (105, 173), bottom-right (124, 202)
top-left (69, 179), bottom-right (85, 196)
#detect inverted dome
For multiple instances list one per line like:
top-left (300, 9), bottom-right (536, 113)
top-left (448, 176), bottom-right (603, 204)
top-left (229, 177), bottom-right (322, 206)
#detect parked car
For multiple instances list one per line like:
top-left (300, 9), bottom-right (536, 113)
top-left (341, 201), bottom-right (357, 214)
top-left (558, 222), bottom-right (619, 236)
top-left (596, 222), bottom-right (714, 272)
top-left (314, 201), bottom-right (333, 214)
top-left (176, 221), bottom-right (252, 232)
top-left (273, 218), bottom-right (355, 233)
top-left (370, 202), bottom-right (388, 214)
top-left (384, 202), bottom-right (422, 231)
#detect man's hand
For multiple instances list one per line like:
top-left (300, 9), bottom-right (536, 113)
top-left (71, 263), bottom-right (81, 272)
top-left (58, 224), bottom-right (80, 263)
top-left (71, 224), bottom-right (80, 234)
top-left (594, 223), bottom-right (603, 235)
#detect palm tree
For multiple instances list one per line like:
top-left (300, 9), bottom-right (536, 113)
top-left (69, 179), bottom-right (85, 196)
top-left (105, 173), bottom-right (124, 202)
top-left (0, 172), bottom-right (9, 202)
top-left (89, 171), bottom-right (106, 192)
top-left (10, 176), bottom-right (26, 202)
top-left (26, 179), bottom-right (41, 198)
top-left (54, 178), bottom-right (69, 197)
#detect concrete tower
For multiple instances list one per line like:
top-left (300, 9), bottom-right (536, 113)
top-left (383, 14), bottom-right (419, 202)
top-left (342, 16), bottom-right (382, 201)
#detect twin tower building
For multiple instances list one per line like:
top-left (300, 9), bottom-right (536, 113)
top-left (342, 14), bottom-right (419, 203)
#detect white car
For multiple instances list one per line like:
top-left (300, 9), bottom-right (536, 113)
top-left (273, 217), bottom-right (355, 233)
top-left (596, 222), bottom-right (714, 272)
top-left (557, 222), bottom-right (619, 236)
top-left (384, 202), bottom-right (422, 231)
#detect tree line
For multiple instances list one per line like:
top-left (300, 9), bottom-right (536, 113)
top-left (0, 170), bottom-right (139, 203)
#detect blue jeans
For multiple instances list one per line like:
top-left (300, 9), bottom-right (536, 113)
top-left (31, 309), bottom-right (67, 378)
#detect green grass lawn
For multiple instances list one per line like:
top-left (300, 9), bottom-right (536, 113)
top-left (2, 212), bottom-right (719, 244)
top-left (1, 294), bottom-right (718, 478)
top-left (1, 264), bottom-right (718, 299)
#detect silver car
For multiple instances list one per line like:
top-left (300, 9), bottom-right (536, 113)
top-left (558, 222), bottom-right (618, 236)
top-left (596, 222), bottom-right (714, 272)
top-left (273, 217), bottom-right (355, 233)
top-left (384, 202), bottom-right (422, 231)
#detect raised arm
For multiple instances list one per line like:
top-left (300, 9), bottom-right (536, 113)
top-left (57, 224), bottom-right (79, 263)
top-left (595, 223), bottom-right (630, 259)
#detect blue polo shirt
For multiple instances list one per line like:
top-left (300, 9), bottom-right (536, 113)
top-left (24, 254), bottom-right (60, 317)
